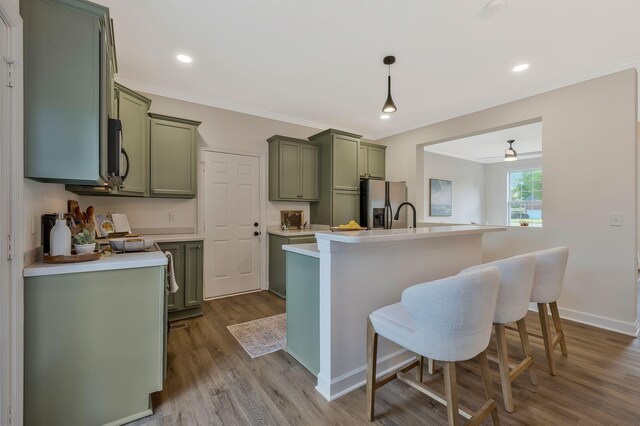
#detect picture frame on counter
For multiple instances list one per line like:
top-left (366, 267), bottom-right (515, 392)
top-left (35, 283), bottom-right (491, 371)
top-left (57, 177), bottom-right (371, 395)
top-left (280, 210), bottom-right (304, 230)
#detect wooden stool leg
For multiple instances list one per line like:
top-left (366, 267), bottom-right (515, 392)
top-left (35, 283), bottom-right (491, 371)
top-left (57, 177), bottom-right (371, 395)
top-left (478, 351), bottom-right (501, 426)
top-left (417, 356), bottom-right (424, 382)
top-left (428, 358), bottom-right (435, 375)
top-left (516, 318), bottom-right (538, 385)
top-left (538, 303), bottom-right (556, 376)
top-left (443, 362), bottom-right (460, 426)
top-left (549, 301), bottom-right (568, 356)
top-left (366, 318), bottom-right (379, 421)
top-left (494, 324), bottom-right (514, 412)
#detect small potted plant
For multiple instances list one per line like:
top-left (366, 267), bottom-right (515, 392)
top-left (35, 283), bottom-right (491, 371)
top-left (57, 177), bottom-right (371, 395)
top-left (73, 229), bottom-right (98, 254)
top-left (519, 220), bottom-right (530, 227)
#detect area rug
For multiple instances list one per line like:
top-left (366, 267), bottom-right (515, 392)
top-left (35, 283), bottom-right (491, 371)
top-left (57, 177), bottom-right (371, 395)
top-left (227, 313), bottom-right (286, 358)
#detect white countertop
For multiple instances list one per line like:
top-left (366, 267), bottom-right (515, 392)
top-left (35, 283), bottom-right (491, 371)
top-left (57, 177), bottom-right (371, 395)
top-left (315, 225), bottom-right (506, 244)
top-left (282, 243), bottom-right (320, 258)
top-left (267, 225), bottom-right (330, 237)
top-left (24, 252), bottom-right (168, 277)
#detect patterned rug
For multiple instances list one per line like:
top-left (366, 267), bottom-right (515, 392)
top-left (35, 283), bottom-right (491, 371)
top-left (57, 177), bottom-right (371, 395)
top-left (227, 314), bottom-right (287, 358)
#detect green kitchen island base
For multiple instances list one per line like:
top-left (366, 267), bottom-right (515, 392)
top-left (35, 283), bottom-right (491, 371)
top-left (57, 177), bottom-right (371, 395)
top-left (285, 249), bottom-right (320, 376)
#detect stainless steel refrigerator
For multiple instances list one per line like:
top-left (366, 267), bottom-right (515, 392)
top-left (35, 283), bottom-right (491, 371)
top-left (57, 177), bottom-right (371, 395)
top-left (360, 179), bottom-right (407, 229)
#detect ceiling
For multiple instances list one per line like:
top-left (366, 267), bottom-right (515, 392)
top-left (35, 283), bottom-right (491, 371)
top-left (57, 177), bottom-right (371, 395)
top-left (424, 122), bottom-right (542, 164)
top-left (97, 0), bottom-right (640, 140)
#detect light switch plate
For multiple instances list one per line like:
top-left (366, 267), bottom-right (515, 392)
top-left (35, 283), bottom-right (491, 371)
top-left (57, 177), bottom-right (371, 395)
top-left (610, 213), bottom-right (623, 226)
top-left (168, 212), bottom-right (176, 222)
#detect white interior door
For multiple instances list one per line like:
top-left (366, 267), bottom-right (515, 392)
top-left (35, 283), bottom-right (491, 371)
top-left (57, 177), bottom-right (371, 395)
top-left (204, 151), bottom-right (261, 298)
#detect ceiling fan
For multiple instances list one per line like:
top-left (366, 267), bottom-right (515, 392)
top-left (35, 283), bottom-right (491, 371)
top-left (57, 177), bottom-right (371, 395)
top-left (476, 150), bottom-right (542, 161)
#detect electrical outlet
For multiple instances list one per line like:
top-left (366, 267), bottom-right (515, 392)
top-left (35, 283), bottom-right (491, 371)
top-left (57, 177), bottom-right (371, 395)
top-left (610, 213), bottom-right (623, 226)
top-left (168, 212), bottom-right (176, 222)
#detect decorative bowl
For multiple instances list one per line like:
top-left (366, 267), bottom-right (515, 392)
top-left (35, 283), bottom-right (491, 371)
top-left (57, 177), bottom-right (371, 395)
top-left (108, 238), bottom-right (154, 252)
top-left (74, 243), bottom-right (96, 255)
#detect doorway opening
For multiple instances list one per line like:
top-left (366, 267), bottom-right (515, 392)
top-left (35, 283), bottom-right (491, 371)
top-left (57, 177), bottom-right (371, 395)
top-left (421, 121), bottom-right (542, 228)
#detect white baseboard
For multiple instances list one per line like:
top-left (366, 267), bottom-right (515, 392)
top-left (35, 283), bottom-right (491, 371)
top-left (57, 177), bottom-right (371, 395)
top-left (528, 303), bottom-right (639, 337)
top-left (315, 349), bottom-right (416, 401)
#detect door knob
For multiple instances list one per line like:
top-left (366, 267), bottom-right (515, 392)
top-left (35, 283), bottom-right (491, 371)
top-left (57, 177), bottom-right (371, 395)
top-left (254, 222), bottom-right (259, 227)
top-left (254, 231), bottom-right (261, 236)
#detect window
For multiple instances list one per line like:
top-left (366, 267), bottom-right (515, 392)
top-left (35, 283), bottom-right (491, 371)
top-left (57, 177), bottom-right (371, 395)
top-left (508, 169), bottom-right (542, 226)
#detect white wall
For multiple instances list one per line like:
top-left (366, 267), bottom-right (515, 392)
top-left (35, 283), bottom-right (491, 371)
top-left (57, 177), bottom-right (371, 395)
top-left (23, 180), bottom-right (76, 263)
top-left (381, 69), bottom-right (638, 336)
top-left (485, 157), bottom-right (542, 225)
top-left (79, 91), bottom-right (323, 231)
top-left (423, 152), bottom-right (485, 224)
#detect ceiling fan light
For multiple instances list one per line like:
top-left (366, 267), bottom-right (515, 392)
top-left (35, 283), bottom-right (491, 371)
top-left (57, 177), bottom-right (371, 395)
top-left (504, 139), bottom-right (518, 161)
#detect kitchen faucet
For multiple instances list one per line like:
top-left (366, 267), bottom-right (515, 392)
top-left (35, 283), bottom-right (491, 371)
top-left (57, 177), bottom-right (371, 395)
top-left (394, 202), bottom-right (417, 229)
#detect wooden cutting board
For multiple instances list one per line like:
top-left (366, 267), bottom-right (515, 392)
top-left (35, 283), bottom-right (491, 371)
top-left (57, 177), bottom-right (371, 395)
top-left (43, 251), bottom-right (102, 264)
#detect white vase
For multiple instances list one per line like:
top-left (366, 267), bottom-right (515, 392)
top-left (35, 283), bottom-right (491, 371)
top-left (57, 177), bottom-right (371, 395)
top-left (50, 217), bottom-right (71, 256)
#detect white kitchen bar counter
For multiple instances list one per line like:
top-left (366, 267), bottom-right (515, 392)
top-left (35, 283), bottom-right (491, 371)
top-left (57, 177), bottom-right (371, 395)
top-left (284, 225), bottom-right (506, 401)
top-left (315, 224), bottom-right (505, 244)
top-left (23, 252), bottom-right (168, 277)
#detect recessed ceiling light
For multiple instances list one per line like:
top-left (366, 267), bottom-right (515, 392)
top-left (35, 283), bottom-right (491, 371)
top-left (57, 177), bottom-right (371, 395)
top-left (380, 114), bottom-right (390, 120)
top-left (485, 0), bottom-right (507, 14)
top-left (512, 63), bottom-right (529, 72)
top-left (176, 54), bottom-right (193, 63)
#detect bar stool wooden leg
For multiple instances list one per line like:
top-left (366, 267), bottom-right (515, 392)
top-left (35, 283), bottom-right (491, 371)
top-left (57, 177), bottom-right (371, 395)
top-left (516, 318), bottom-right (538, 385)
top-left (494, 324), bottom-right (514, 412)
top-left (549, 302), bottom-right (568, 356)
top-left (366, 318), bottom-right (379, 421)
top-left (477, 351), bottom-right (501, 426)
top-left (428, 358), bottom-right (435, 375)
top-left (538, 303), bottom-right (556, 376)
top-left (417, 356), bottom-right (424, 382)
top-left (443, 362), bottom-right (459, 426)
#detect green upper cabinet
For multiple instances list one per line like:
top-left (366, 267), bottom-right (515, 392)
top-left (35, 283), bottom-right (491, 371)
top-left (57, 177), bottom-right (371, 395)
top-left (22, 0), bottom-right (114, 185)
top-left (332, 134), bottom-right (360, 191)
top-left (115, 84), bottom-right (151, 196)
top-left (267, 136), bottom-right (319, 202)
top-left (360, 142), bottom-right (387, 180)
top-left (308, 129), bottom-right (362, 226)
top-left (149, 113), bottom-right (201, 198)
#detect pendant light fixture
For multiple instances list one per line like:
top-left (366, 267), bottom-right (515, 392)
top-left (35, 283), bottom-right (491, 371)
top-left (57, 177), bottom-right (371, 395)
top-left (382, 56), bottom-right (397, 114)
top-left (504, 139), bottom-right (518, 161)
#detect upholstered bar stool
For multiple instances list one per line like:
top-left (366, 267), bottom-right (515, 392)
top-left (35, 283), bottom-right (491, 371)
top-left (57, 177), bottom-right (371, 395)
top-left (460, 254), bottom-right (538, 412)
top-left (530, 247), bottom-right (569, 376)
top-left (366, 268), bottom-right (501, 426)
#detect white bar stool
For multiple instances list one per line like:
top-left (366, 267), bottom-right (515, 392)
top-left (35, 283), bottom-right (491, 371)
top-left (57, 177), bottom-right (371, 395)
top-left (460, 254), bottom-right (538, 412)
top-left (366, 268), bottom-right (501, 426)
top-left (530, 247), bottom-right (569, 375)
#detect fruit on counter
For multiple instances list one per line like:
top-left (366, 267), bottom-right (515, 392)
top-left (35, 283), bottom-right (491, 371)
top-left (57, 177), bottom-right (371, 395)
top-left (337, 220), bottom-right (363, 229)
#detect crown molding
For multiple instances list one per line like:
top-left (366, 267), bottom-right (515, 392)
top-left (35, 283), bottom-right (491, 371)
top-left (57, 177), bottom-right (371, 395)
top-left (115, 77), bottom-right (372, 137)
top-left (370, 54), bottom-right (640, 140)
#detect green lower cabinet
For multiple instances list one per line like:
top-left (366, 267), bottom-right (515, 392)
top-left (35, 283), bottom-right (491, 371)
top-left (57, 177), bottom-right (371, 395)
top-left (150, 113), bottom-right (201, 198)
top-left (158, 240), bottom-right (204, 321)
top-left (24, 266), bottom-right (165, 426)
top-left (269, 234), bottom-right (317, 298)
top-left (285, 251), bottom-right (320, 376)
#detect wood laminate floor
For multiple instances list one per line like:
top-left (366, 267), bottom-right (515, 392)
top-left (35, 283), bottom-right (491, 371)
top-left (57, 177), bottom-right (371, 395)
top-left (129, 291), bottom-right (640, 425)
